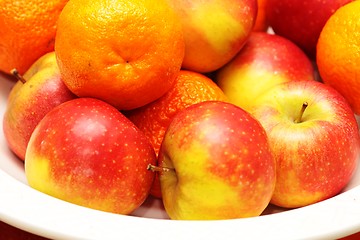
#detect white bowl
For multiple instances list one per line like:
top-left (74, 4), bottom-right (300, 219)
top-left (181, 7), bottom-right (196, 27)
top-left (1, 74), bottom-right (360, 240)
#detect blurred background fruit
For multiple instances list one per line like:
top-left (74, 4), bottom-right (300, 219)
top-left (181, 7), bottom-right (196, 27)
top-left (266, 0), bottom-right (354, 58)
top-left (0, 0), bottom-right (68, 75)
top-left (253, 0), bottom-right (269, 32)
top-left (317, 0), bottom-right (360, 114)
top-left (166, 0), bottom-right (257, 73)
top-left (55, 0), bottom-right (185, 110)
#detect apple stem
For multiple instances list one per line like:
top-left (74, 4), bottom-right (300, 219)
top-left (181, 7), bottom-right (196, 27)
top-left (10, 68), bottom-right (26, 84)
top-left (295, 102), bottom-right (308, 123)
top-left (147, 164), bottom-right (174, 173)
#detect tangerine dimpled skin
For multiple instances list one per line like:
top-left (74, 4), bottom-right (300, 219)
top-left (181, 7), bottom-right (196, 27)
top-left (125, 70), bottom-right (228, 198)
top-left (317, 1), bottom-right (360, 114)
top-left (55, 0), bottom-right (185, 110)
top-left (0, 0), bottom-right (68, 75)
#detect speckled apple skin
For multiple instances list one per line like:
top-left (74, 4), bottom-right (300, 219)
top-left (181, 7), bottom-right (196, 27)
top-left (25, 98), bottom-right (156, 215)
top-left (216, 32), bottom-right (315, 113)
top-left (250, 81), bottom-right (360, 208)
top-left (158, 101), bottom-right (276, 220)
top-left (3, 52), bottom-right (76, 160)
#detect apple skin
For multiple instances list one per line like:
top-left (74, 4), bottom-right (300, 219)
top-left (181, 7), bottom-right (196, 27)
top-left (216, 32), bottom-right (315, 112)
top-left (3, 52), bottom-right (76, 160)
top-left (125, 70), bottom-right (228, 199)
top-left (166, 0), bottom-right (257, 73)
top-left (266, 0), bottom-right (354, 58)
top-left (157, 101), bottom-right (276, 220)
top-left (249, 80), bottom-right (360, 208)
top-left (253, 0), bottom-right (269, 32)
top-left (25, 98), bottom-right (156, 215)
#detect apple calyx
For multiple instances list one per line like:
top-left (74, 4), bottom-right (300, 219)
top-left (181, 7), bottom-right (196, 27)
top-left (147, 164), bottom-right (174, 173)
top-left (294, 102), bottom-right (308, 123)
top-left (10, 68), bottom-right (26, 84)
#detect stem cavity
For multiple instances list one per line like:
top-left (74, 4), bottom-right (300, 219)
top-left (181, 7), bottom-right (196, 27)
top-left (294, 102), bottom-right (308, 123)
top-left (10, 68), bottom-right (26, 84)
top-left (147, 164), bottom-right (174, 173)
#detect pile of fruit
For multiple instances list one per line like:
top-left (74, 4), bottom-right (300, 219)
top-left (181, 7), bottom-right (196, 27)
top-left (1, 0), bottom-right (360, 220)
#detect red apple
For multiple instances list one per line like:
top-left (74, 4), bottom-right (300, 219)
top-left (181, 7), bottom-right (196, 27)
top-left (152, 101), bottom-right (276, 220)
top-left (253, 0), bottom-right (269, 32)
top-left (3, 52), bottom-right (76, 160)
top-left (266, 0), bottom-right (354, 58)
top-left (25, 98), bottom-right (156, 215)
top-left (166, 0), bottom-right (258, 73)
top-left (216, 32), bottom-right (315, 112)
top-left (249, 80), bottom-right (360, 208)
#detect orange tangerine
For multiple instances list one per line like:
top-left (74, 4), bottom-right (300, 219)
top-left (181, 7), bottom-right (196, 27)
top-left (0, 0), bottom-right (68, 75)
top-left (55, 0), bottom-right (185, 110)
top-left (317, 1), bottom-right (360, 114)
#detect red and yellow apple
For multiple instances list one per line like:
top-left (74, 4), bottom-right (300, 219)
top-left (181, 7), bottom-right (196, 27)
top-left (25, 98), bottom-right (156, 215)
top-left (249, 80), bottom-right (360, 208)
top-left (216, 32), bottom-right (315, 112)
top-left (154, 101), bottom-right (276, 220)
top-left (166, 0), bottom-right (258, 73)
top-left (3, 52), bottom-right (76, 160)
